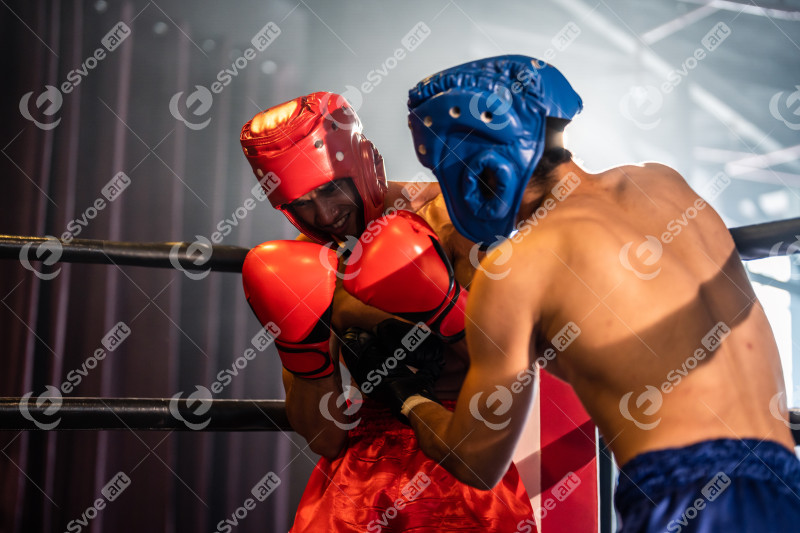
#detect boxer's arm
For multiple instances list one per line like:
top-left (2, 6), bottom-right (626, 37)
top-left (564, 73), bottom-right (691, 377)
top-left (279, 248), bottom-right (389, 455)
top-left (296, 232), bottom-right (395, 331)
top-left (416, 195), bottom-right (478, 361)
top-left (281, 364), bottom-right (349, 459)
top-left (281, 330), bottom-right (350, 460)
top-left (386, 181), bottom-right (441, 212)
top-left (343, 211), bottom-right (468, 341)
top-left (243, 241), bottom-right (350, 458)
top-left (406, 244), bottom-right (538, 488)
top-left (331, 281), bottom-right (396, 332)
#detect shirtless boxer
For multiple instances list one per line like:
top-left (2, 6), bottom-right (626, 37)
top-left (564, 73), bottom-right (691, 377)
top-left (368, 55), bottom-right (800, 532)
top-left (237, 92), bottom-right (532, 532)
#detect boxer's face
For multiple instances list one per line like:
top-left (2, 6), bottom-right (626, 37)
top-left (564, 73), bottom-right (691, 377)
top-left (289, 178), bottom-right (363, 241)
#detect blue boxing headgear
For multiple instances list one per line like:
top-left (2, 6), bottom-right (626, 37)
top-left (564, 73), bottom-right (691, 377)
top-left (407, 55), bottom-right (582, 245)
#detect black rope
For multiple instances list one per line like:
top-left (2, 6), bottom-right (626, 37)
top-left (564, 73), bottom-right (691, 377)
top-left (0, 235), bottom-right (247, 272)
top-left (1, 397), bottom-right (797, 443)
top-left (0, 397), bottom-right (291, 431)
top-left (2, 216), bottom-right (800, 272)
top-left (729, 217), bottom-right (800, 261)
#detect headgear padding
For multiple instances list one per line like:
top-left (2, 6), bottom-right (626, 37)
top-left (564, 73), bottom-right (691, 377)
top-left (407, 55), bottom-right (582, 245)
top-left (241, 92), bottom-right (387, 244)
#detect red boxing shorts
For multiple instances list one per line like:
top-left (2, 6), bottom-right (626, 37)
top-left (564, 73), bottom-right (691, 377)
top-left (290, 401), bottom-right (534, 532)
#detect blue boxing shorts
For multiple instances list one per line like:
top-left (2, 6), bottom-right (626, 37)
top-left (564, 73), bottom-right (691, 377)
top-left (615, 439), bottom-right (800, 532)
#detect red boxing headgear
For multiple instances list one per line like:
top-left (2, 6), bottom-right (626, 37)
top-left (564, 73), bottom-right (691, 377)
top-left (240, 92), bottom-right (388, 244)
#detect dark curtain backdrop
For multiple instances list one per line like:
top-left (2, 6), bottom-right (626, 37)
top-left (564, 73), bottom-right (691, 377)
top-left (0, 1), bottom-right (316, 532)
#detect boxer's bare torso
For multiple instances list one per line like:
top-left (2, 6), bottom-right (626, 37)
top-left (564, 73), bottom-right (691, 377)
top-left (473, 160), bottom-right (795, 466)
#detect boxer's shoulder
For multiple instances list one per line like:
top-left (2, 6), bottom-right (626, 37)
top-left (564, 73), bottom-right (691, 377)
top-left (385, 180), bottom-right (441, 212)
top-left (601, 162), bottom-right (688, 190)
top-left (413, 193), bottom-right (479, 286)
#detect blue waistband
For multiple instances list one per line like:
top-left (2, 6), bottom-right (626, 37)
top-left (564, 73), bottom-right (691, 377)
top-left (615, 439), bottom-right (800, 512)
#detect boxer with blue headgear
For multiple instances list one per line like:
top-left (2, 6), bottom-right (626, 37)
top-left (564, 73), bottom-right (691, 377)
top-left (407, 55), bottom-right (582, 246)
top-left (398, 56), bottom-right (800, 533)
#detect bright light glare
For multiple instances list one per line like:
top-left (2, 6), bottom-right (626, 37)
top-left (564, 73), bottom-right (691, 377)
top-left (749, 256), bottom-right (795, 407)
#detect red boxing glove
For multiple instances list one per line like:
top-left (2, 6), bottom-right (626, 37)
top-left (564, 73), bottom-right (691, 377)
top-left (342, 210), bottom-right (468, 342)
top-left (242, 240), bottom-right (337, 379)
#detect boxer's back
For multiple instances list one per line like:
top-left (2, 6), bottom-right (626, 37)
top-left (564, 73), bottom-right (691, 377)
top-left (524, 162), bottom-right (795, 465)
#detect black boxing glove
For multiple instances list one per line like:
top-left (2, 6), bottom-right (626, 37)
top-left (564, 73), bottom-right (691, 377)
top-left (341, 319), bottom-right (442, 423)
top-left (373, 319), bottom-right (444, 384)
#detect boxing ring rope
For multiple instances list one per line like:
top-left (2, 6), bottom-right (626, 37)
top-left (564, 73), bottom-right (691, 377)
top-left (0, 397), bottom-right (795, 438)
top-left (0, 398), bottom-right (800, 432)
top-left (0, 398), bottom-right (294, 431)
top-left (3, 216), bottom-right (800, 269)
top-left (2, 216), bottom-right (800, 443)
top-left (728, 217), bottom-right (800, 261)
top-left (0, 234), bottom-right (247, 272)
top-left (0, 397), bottom-right (291, 431)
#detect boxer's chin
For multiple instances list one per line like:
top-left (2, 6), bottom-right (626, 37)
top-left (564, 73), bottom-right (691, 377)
top-left (328, 211), bottom-right (357, 242)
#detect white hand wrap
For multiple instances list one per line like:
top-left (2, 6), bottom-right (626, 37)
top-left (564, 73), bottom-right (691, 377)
top-left (400, 395), bottom-right (435, 418)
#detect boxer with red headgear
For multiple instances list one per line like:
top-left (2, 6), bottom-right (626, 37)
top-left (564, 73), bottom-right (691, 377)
top-left (241, 92), bottom-right (387, 244)
top-left (239, 92), bottom-right (534, 532)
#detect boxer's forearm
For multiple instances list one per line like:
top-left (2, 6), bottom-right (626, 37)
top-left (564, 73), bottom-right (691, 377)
top-left (331, 284), bottom-right (395, 332)
top-left (408, 401), bottom-right (500, 490)
top-left (282, 369), bottom-right (348, 459)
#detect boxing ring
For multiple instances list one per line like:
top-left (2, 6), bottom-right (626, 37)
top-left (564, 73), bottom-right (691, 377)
top-left (1, 218), bottom-right (799, 533)
top-left (1, 217), bottom-right (799, 439)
